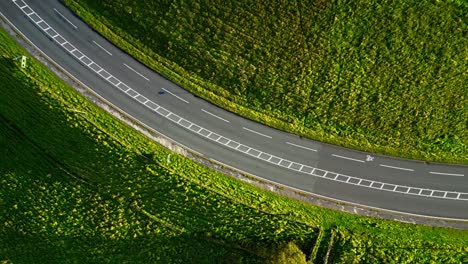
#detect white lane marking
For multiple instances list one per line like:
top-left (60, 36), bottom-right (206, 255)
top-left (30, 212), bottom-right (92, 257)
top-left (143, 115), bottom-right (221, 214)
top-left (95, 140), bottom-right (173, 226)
top-left (161, 88), bottom-right (189, 104)
top-left (53, 8), bottom-right (77, 29)
top-left (331, 154), bottom-right (365, 163)
top-left (92, 40), bottom-right (112, 56)
top-left (379, 164), bottom-right (414, 172)
top-left (286, 142), bottom-right (317, 152)
top-left (429, 172), bottom-right (464, 177)
top-left (123, 63), bottom-right (150, 81)
top-left (201, 109), bottom-right (230, 123)
top-left (242, 127), bottom-right (272, 139)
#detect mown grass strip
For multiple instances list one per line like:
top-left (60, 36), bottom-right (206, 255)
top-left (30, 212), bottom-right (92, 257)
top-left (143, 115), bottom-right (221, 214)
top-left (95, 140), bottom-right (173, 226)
top-left (0, 24), bottom-right (467, 263)
top-left (308, 228), bottom-right (330, 264)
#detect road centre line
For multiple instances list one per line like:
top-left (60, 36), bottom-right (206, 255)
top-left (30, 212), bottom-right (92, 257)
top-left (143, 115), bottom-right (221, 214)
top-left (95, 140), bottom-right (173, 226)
top-left (92, 40), bottom-right (112, 56)
top-left (379, 164), bottom-right (414, 172)
top-left (331, 154), bottom-right (365, 163)
top-left (53, 8), bottom-right (77, 29)
top-left (429, 171), bottom-right (464, 177)
top-left (201, 109), bottom-right (230, 123)
top-left (286, 142), bottom-right (317, 152)
top-left (242, 127), bottom-right (272, 139)
top-left (161, 88), bottom-right (189, 103)
top-left (123, 63), bottom-right (150, 81)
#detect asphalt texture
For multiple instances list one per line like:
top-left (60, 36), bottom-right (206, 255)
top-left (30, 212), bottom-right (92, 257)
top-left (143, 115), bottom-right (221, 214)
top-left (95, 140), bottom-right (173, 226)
top-left (1, 0), bottom-right (467, 220)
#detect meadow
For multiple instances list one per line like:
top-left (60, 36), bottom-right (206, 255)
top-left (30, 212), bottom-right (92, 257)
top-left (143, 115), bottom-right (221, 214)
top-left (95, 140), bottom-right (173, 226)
top-left (61, 0), bottom-right (467, 163)
top-left (0, 25), bottom-right (467, 263)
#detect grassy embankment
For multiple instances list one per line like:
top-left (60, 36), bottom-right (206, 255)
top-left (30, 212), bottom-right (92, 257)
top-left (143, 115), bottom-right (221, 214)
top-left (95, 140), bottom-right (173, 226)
top-left (0, 26), bottom-right (467, 263)
top-left (61, 0), bottom-right (467, 164)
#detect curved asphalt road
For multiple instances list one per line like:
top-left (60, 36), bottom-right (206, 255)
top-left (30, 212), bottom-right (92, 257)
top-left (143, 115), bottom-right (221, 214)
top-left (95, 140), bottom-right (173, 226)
top-left (1, 0), bottom-right (467, 219)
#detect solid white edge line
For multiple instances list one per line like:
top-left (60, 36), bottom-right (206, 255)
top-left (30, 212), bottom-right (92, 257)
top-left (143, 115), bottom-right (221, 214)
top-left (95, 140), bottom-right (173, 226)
top-left (123, 63), bottom-right (150, 81)
top-left (429, 172), bottom-right (464, 177)
top-left (3, 10), bottom-right (467, 224)
top-left (379, 164), bottom-right (414, 172)
top-left (331, 154), bottom-right (365, 163)
top-left (161, 88), bottom-right (189, 103)
top-left (242, 127), bottom-right (272, 139)
top-left (53, 8), bottom-right (77, 29)
top-left (286, 141), bottom-right (317, 152)
top-left (92, 40), bottom-right (112, 56)
top-left (201, 109), bottom-right (229, 123)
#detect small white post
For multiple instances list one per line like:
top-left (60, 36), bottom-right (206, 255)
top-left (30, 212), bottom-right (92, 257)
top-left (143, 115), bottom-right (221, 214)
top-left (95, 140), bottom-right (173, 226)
top-left (20, 56), bottom-right (27, 68)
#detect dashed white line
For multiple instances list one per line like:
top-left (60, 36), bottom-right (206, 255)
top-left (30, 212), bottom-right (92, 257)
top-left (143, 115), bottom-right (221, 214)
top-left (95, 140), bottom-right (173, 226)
top-left (379, 164), bottom-right (414, 172)
top-left (123, 63), bottom-right (150, 81)
top-left (160, 88), bottom-right (189, 104)
top-left (53, 8), bottom-right (77, 29)
top-left (429, 172), bottom-right (464, 177)
top-left (242, 127), bottom-right (272, 139)
top-left (286, 142), bottom-right (317, 152)
top-left (92, 40), bottom-right (112, 56)
top-left (331, 154), bottom-right (365, 163)
top-left (201, 109), bottom-right (230, 123)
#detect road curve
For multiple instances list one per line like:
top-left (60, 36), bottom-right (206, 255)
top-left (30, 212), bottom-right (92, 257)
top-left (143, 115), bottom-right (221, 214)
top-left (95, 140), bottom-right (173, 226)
top-left (1, 0), bottom-right (467, 220)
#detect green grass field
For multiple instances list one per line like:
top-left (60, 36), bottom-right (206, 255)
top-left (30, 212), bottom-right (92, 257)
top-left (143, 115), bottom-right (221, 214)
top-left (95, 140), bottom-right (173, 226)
top-left (61, 0), bottom-right (468, 164)
top-left (0, 26), bottom-right (467, 263)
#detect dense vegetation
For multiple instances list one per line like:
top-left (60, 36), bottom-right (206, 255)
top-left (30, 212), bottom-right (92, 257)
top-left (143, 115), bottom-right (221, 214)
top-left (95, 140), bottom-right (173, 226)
top-left (0, 27), bottom-right (467, 263)
top-left (62, 0), bottom-right (467, 163)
